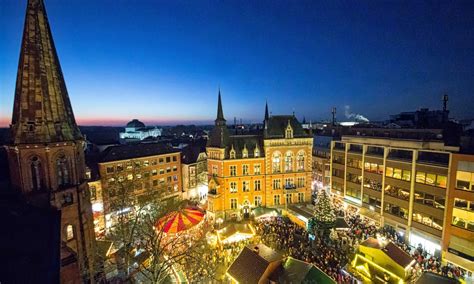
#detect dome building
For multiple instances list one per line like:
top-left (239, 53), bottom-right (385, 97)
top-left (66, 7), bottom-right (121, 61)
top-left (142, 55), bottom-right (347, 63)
top-left (119, 119), bottom-right (162, 142)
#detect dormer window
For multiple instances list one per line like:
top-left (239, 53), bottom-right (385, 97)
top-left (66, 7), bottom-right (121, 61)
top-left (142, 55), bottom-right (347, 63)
top-left (285, 120), bottom-right (293, 139)
top-left (230, 146), bottom-right (236, 159)
top-left (242, 145), bottom-right (248, 158)
top-left (254, 147), bottom-right (260, 158)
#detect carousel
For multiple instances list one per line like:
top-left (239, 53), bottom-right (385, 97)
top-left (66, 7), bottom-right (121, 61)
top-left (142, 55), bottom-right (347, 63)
top-left (155, 206), bottom-right (206, 234)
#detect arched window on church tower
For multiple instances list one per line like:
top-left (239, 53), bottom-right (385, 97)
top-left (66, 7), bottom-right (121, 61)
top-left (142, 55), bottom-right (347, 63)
top-left (30, 156), bottom-right (43, 191)
top-left (57, 155), bottom-right (70, 186)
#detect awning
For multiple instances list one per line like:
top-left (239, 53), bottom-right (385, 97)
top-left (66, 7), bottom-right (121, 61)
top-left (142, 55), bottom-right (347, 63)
top-left (218, 223), bottom-right (255, 244)
top-left (252, 207), bottom-right (278, 219)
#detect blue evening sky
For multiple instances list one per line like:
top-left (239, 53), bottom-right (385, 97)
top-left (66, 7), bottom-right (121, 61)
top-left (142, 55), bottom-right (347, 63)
top-left (1, 0), bottom-right (473, 126)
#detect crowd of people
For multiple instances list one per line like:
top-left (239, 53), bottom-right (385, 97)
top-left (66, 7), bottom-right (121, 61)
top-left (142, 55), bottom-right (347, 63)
top-left (252, 194), bottom-right (471, 283)
top-left (256, 217), bottom-right (355, 282)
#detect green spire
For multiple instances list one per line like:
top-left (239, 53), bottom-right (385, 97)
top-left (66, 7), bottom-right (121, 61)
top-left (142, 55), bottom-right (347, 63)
top-left (11, 0), bottom-right (82, 144)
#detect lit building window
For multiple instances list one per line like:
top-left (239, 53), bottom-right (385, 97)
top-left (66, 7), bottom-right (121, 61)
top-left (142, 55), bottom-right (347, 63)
top-left (274, 195), bottom-right (280, 205)
top-left (230, 165), bottom-right (237, 176)
top-left (272, 152), bottom-right (281, 173)
top-left (297, 177), bottom-right (305, 188)
top-left (254, 180), bottom-right (261, 191)
top-left (230, 182), bottom-right (237, 193)
top-left (254, 164), bottom-right (261, 175)
top-left (243, 181), bottom-right (250, 192)
top-left (230, 198), bottom-right (238, 209)
top-left (66, 224), bottom-right (74, 241)
top-left (298, 192), bottom-right (304, 203)
top-left (243, 165), bottom-right (249, 175)
top-left (273, 179), bottom-right (281, 190)
top-left (285, 151), bottom-right (293, 172)
top-left (254, 196), bottom-right (262, 206)
top-left (297, 151), bottom-right (305, 171)
top-left (89, 186), bottom-right (97, 200)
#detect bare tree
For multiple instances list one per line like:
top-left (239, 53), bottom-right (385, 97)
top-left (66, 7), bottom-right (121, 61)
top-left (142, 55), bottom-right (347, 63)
top-left (99, 160), bottom-right (217, 283)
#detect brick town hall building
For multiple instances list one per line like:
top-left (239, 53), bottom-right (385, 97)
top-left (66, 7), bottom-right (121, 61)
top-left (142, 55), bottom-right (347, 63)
top-left (4, 0), bottom-right (97, 282)
top-left (206, 92), bottom-right (313, 221)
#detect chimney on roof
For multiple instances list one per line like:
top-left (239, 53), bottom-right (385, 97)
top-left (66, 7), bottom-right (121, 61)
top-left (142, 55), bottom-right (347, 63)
top-left (253, 246), bottom-right (259, 255)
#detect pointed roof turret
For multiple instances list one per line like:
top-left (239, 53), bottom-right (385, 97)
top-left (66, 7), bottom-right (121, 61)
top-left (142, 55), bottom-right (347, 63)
top-left (10, 0), bottom-right (82, 144)
top-left (216, 88), bottom-right (226, 125)
top-left (208, 89), bottom-right (229, 148)
top-left (264, 100), bottom-right (269, 121)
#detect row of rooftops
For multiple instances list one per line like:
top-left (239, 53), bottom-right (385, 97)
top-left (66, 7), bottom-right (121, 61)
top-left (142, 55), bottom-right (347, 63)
top-left (227, 243), bottom-right (336, 284)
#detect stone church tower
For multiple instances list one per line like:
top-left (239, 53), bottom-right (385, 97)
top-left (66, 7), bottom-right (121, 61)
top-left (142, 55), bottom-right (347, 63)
top-left (5, 0), bottom-right (97, 282)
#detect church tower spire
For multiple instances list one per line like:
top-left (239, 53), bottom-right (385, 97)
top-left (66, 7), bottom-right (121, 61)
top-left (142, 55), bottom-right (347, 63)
top-left (11, 0), bottom-right (82, 144)
top-left (208, 89), bottom-right (229, 148)
top-left (215, 88), bottom-right (226, 126)
top-left (265, 100), bottom-right (269, 121)
top-left (6, 0), bottom-right (97, 281)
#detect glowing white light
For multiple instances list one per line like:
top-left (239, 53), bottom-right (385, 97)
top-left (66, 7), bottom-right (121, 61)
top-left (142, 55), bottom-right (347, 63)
top-left (92, 202), bottom-right (103, 212)
top-left (296, 214), bottom-right (308, 223)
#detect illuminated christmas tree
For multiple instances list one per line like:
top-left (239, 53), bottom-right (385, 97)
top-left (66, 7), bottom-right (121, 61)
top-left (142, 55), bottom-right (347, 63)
top-left (309, 189), bottom-right (336, 235)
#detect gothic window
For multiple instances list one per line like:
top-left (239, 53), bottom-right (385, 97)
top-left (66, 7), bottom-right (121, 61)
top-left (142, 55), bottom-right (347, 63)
top-left (66, 224), bottom-right (74, 241)
top-left (272, 152), bottom-right (281, 173)
top-left (30, 156), bottom-right (43, 191)
top-left (297, 151), bottom-right (305, 171)
top-left (285, 123), bottom-right (293, 139)
top-left (285, 151), bottom-right (293, 172)
top-left (56, 155), bottom-right (70, 186)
